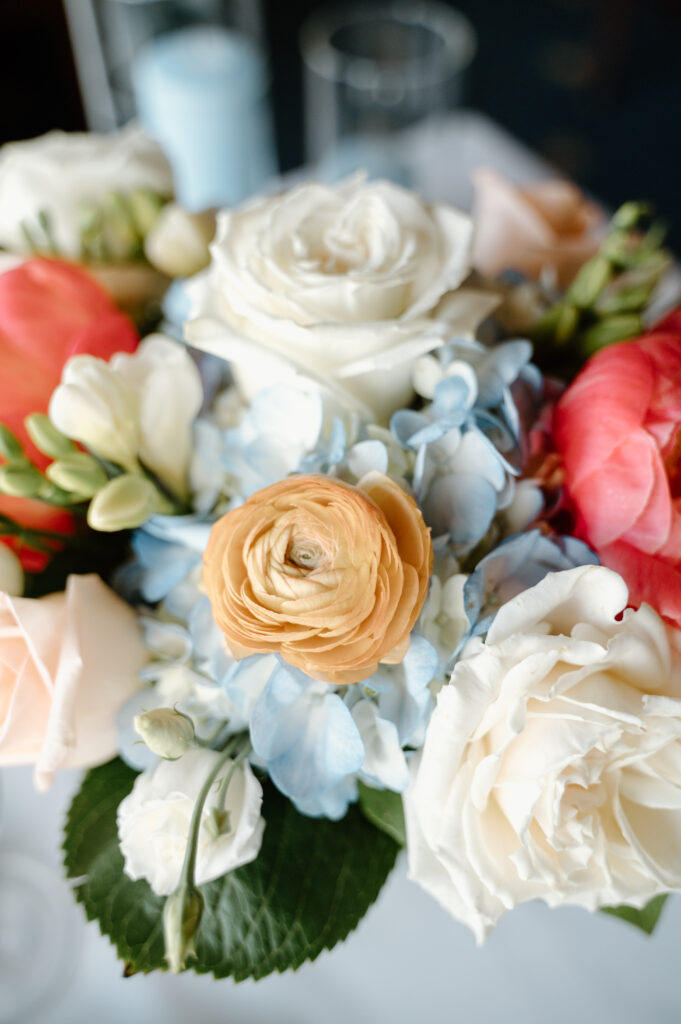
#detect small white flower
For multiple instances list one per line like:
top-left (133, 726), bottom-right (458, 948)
top-left (406, 564), bottom-right (681, 942)
top-left (50, 335), bottom-right (202, 500)
top-left (117, 747), bottom-right (265, 896)
top-left (112, 335), bottom-right (203, 499)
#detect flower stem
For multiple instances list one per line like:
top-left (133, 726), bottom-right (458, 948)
top-left (179, 733), bottom-right (249, 887)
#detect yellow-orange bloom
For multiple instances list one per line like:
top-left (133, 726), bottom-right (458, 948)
top-left (203, 472), bottom-right (433, 684)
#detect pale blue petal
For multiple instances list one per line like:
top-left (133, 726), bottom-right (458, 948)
top-left (423, 472), bottom-right (497, 545)
top-left (376, 635), bottom-right (438, 747)
top-left (251, 663), bottom-right (365, 812)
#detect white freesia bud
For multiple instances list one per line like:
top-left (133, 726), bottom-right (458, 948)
top-left (134, 707), bottom-right (196, 760)
top-left (163, 882), bottom-right (203, 974)
top-left (49, 356), bottom-right (140, 472)
top-left (145, 204), bottom-right (215, 278)
top-left (87, 474), bottom-right (163, 532)
top-left (0, 464), bottom-right (43, 498)
top-left (111, 336), bottom-right (203, 499)
top-left (0, 544), bottom-right (24, 596)
top-left (24, 414), bottom-right (74, 459)
top-left (46, 452), bottom-right (108, 499)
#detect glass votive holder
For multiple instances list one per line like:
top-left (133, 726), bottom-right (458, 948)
top-left (300, 0), bottom-right (477, 184)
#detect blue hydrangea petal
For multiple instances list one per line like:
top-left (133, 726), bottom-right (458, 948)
top-left (376, 635), bottom-right (438, 747)
top-left (423, 472), bottom-right (497, 545)
top-left (250, 663), bottom-right (365, 811)
top-left (390, 409), bottom-right (429, 448)
top-left (352, 699), bottom-right (409, 792)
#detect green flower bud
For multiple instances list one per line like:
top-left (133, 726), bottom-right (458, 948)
top-left (24, 414), bottom-right (75, 459)
top-left (127, 188), bottom-right (167, 237)
top-left (46, 452), bottom-right (108, 499)
top-left (163, 883), bottom-right (203, 974)
top-left (134, 707), bottom-right (196, 760)
top-left (0, 464), bottom-right (44, 498)
top-left (0, 424), bottom-right (25, 461)
top-left (567, 256), bottom-right (612, 309)
top-left (580, 313), bottom-right (642, 357)
top-left (554, 303), bottom-right (579, 346)
top-left (87, 474), bottom-right (162, 532)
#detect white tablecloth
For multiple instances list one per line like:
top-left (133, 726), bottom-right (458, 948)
top-left (4, 112), bottom-right (680, 1024)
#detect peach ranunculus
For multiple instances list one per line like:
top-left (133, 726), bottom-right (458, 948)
top-left (0, 573), bottom-right (148, 789)
top-left (472, 168), bottom-right (604, 287)
top-left (554, 311), bottom-right (681, 630)
top-left (203, 473), bottom-right (433, 684)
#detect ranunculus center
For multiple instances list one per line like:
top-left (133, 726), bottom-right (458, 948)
top-left (287, 538), bottom-right (325, 572)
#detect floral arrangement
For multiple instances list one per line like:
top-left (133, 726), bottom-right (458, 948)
top-left (1, 126), bottom-right (680, 979)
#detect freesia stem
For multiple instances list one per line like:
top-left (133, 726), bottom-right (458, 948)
top-left (178, 734), bottom-right (250, 888)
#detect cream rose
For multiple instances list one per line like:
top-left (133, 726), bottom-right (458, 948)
top-left (0, 124), bottom-right (173, 260)
top-left (472, 169), bottom-right (604, 287)
top-left (0, 574), bottom-right (148, 790)
top-left (186, 176), bottom-right (496, 420)
top-left (117, 747), bottom-right (265, 896)
top-left (203, 472), bottom-right (433, 684)
top-left (405, 564), bottom-right (681, 942)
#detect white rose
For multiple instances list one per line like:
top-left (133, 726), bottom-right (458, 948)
top-left (0, 124), bottom-right (173, 260)
top-left (405, 564), bottom-right (681, 942)
top-left (117, 747), bottom-right (265, 895)
top-left (186, 176), bottom-right (497, 421)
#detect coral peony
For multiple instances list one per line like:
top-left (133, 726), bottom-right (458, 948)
top-left (554, 310), bottom-right (681, 628)
top-left (203, 472), bottom-right (433, 684)
top-left (0, 258), bottom-right (138, 567)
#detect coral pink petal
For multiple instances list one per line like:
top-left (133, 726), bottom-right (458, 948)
top-left (570, 433), bottom-right (659, 548)
top-left (554, 345), bottom-right (654, 488)
top-left (600, 541), bottom-right (681, 630)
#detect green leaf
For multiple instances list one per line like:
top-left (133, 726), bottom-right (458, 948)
top-left (64, 759), bottom-right (398, 978)
top-left (358, 782), bottom-right (406, 847)
top-left (601, 895), bottom-right (668, 935)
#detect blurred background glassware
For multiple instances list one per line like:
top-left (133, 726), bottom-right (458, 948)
top-left (64, 0), bottom-right (277, 210)
top-left (300, 0), bottom-right (476, 185)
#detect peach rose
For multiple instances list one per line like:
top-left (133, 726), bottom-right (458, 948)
top-left (203, 473), bottom-right (432, 684)
top-left (472, 169), bottom-right (604, 287)
top-left (0, 573), bottom-right (148, 789)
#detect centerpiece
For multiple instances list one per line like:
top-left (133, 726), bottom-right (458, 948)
top-left (0, 127), bottom-right (679, 981)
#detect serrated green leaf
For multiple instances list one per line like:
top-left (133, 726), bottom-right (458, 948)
top-left (601, 895), bottom-right (668, 935)
top-left (358, 783), bottom-right (406, 846)
top-left (64, 759), bottom-right (398, 979)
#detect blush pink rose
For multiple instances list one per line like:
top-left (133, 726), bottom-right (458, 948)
top-left (0, 573), bottom-right (147, 789)
top-left (472, 169), bottom-right (604, 287)
top-left (554, 311), bottom-right (681, 628)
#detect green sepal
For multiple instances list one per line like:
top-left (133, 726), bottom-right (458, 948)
top-left (358, 782), bottom-right (407, 847)
top-left (601, 895), bottom-right (668, 935)
top-left (64, 759), bottom-right (399, 979)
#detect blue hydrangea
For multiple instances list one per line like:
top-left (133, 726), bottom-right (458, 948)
top-left (390, 339), bottom-right (540, 550)
top-left (463, 529), bottom-right (599, 642)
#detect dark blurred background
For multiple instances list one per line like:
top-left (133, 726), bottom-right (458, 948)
top-left (3, 0), bottom-right (681, 242)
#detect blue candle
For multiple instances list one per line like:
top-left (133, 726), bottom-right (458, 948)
top-left (133, 25), bottom-right (276, 211)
